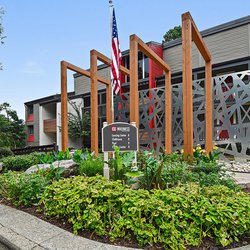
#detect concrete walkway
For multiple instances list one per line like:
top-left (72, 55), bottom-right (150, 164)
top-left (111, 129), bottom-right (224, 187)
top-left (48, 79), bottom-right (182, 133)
top-left (0, 204), bottom-right (137, 250)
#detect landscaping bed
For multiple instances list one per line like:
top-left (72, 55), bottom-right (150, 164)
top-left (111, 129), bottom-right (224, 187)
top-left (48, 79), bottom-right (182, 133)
top-left (0, 147), bottom-right (249, 249)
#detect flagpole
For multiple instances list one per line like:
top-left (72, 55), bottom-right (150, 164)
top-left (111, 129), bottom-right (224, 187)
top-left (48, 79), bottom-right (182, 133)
top-left (109, 0), bottom-right (114, 124)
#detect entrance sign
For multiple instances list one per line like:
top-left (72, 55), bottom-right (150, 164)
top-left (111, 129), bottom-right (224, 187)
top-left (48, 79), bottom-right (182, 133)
top-left (102, 122), bottom-right (138, 152)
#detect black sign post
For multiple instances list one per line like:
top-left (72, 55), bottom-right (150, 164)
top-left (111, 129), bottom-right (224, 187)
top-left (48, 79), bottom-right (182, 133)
top-left (102, 122), bottom-right (138, 152)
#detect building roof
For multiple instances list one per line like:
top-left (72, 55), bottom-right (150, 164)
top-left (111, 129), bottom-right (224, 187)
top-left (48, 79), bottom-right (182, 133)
top-left (163, 14), bottom-right (250, 49)
top-left (24, 92), bottom-right (76, 106)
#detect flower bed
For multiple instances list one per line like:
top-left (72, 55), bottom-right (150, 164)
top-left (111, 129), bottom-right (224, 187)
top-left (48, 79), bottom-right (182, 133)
top-left (41, 176), bottom-right (250, 249)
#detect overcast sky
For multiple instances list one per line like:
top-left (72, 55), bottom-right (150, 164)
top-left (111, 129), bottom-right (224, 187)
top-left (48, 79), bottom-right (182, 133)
top-left (0, 0), bottom-right (249, 119)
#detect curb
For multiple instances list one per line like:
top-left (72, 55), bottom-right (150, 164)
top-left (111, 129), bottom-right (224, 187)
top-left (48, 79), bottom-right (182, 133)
top-left (0, 204), bottom-right (137, 250)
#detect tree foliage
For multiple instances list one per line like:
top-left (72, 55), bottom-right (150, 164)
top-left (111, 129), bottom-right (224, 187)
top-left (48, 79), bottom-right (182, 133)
top-left (163, 25), bottom-right (182, 43)
top-left (0, 102), bottom-right (25, 149)
top-left (68, 100), bottom-right (90, 147)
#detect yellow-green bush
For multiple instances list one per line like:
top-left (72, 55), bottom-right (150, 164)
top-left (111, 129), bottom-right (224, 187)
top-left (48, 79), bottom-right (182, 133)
top-left (41, 176), bottom-right (250, 249)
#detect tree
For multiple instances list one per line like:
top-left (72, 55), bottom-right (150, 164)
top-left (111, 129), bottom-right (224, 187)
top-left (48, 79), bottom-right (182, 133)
top-left (0, 7), bottom-right (6, 70)
top-left (68, 100), bottom-right (90, 148)
top-left (0, 103), bottom-right (25, 148)
top-left (163, 25), bottom-right (182, 43)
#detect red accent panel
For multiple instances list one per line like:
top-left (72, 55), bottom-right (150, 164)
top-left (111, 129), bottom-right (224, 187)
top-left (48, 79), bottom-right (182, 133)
top-left (148, 44), bottom-right (163, 132)
top-left (27, 114), bottom-right (34, 122)
top-left (27, 135), bottom-right (34, 142)
top-left (148, 44), bottom-right (163, 89)
top-left (120, 58), bottom-right (125, 84)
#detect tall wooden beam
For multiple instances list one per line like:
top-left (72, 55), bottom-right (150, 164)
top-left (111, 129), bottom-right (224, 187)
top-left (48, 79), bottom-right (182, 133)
top-left (90, 50), bottom-right (99, 155)
top-left (165, 71), bottom-right (172, 154)
top-left (130, 35), bottom-right (139, 127)
top-left (182, 12), bottom-right (213, 158)
top-left (106, 83), bottom-right (112, 124)
top-left (182, 15), bottom-right (194, 158)
top-left (61, 61), bottom-right (68, 151)
top-left (205, 60), bottom-right (213, 153)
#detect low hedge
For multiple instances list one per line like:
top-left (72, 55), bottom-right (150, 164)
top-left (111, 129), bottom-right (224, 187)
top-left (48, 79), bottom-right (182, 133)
top-left (1, 154), bottom-right (39, 172)
top-left (41, 176), bottom-right (250, 249)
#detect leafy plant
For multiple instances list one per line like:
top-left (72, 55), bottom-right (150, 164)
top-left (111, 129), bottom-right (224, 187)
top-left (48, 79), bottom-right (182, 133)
top-left (0, 171), bottom-right (49, 206)
top-left (79, 152), bottom-right (103, 177)
top-left (192, 145), bottom-right (220, 164)
top-left (1, 154), bottom-right (39, 172)
top-left (108, 145), bottom-right (143, 182)
top-left (36, 152), bottom-right (55, 164)
top-left (68, 100), bottom-right (90, 147)
top-left (0, 147), bottom-right (13, 159)
top-left (41, 176), bottom-right (250, 249)
top-left (138, 151), bottom-right (166, 189)
top-left (53, 148), bottom-right (71, 161)
top-left (34, 165), bottom-right (65, 182)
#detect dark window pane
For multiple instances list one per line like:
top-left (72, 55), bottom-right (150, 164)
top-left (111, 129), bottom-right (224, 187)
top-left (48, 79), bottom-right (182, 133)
top-left (28, 105), bottom-right (33, 115)
top-left (84, 96), bottom-right (90, 107)
top-left (144, 57), bottom-right (149, 78)
top-left (102, 93), bottom-right (106, 104)
top-left (28, 125), bottom-right (34, 135)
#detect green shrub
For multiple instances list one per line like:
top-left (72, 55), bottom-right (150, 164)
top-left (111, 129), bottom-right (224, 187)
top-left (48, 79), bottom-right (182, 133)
top-left (41, 176), bottom-right (250, 249)
top-left (36, 152), bottom-right (55, 164)
top-left (79, 154), bottom-right (103, 176)
top-left (0, 171), bottom-right (49, 206)
top-left (2, 154), bottom-right (39, 171)
top-left (0, 147), bottom-right (13, 159)
top-left (34, 165), bottom-right (65, 182)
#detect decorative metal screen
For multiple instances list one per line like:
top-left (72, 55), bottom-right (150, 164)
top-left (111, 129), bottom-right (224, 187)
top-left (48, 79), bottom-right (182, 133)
top-left (114, 70), bottom-right (250, 160)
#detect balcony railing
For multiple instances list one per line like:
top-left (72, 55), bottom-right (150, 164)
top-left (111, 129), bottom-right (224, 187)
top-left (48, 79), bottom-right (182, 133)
top-left (44, 119), bottom-right (56, 133)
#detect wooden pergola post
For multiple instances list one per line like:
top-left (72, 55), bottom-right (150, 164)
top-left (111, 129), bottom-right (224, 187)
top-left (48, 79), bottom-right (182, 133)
top-left (90, 50), bottom-right (130, 155)
top-left (182, 14), bottom-right (193, 157)
top-left (90, 50), bottom-right (99, 155)
top-left (130, 35), bottom-right (139, 127)
top-left (129, 34), bottom-right (172, 154)
top-left (60, 60), bottom-right (110, 152)
top-left (181, 12), bottom-right (212, 158)
top-left (61, 61), bottom-right (68, 152)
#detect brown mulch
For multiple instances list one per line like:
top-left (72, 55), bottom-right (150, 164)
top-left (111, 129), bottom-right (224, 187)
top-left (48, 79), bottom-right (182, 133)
top-left (0, 190), bottom-right (250, 250)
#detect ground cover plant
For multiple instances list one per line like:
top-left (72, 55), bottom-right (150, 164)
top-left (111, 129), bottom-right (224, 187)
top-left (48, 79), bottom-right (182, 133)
top-left (0, 171), bottom-right (49, 206)
top-left (0, 146), bottom-right (249, 249)
top-left (41, 176), bottom-right (250, 249)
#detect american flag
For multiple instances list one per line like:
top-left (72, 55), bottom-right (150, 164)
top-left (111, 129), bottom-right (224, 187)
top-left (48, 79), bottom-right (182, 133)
top-left (111, 8), bottom-right (122, 95)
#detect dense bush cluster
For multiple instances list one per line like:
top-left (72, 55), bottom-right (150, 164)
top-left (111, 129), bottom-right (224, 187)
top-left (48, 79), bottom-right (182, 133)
top-left (1, 153), bottom-right (39, 171)
top-left (41, 176), bottom-right (250, 249)
top-left (0, 147), bottom-right (13, 159)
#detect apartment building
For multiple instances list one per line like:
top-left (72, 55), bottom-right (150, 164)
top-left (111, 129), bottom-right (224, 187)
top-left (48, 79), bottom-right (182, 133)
top-left (24, 15), bottom-right (250, 158)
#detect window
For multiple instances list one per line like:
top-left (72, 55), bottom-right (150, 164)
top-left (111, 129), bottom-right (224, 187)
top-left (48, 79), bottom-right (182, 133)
top-left (122, 55), bottom-right (130, 82)
top-left (84, 96), bottom-right (90, 107)
top-left (28, 105), bottom-right (33, 115)
top-left (138, 52), bottom-right (149, 79)
top-left (28, 125), bottom-right (34, 135)
top-left (122, 53), bottom-right (149, 82)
